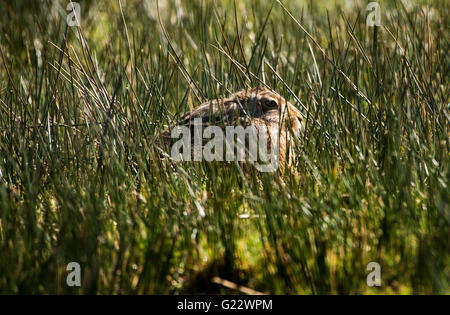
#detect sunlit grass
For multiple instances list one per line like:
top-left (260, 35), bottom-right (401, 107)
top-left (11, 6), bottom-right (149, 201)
top-left (0, 0), bottom-right (448, 294)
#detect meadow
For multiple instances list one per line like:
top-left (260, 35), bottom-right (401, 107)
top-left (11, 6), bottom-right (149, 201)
top-left (0, 0), bottom-right (448, 294)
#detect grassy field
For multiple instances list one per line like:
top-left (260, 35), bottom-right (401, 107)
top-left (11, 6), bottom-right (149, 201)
top-left (0, 0), bottom-right (448, 294)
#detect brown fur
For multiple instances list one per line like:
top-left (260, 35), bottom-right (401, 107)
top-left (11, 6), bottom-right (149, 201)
top-left (161, 87), bottom-right (304, 171)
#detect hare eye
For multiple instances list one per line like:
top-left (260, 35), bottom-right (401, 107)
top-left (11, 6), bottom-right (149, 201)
top-left (265, 100), bottom-right (278, 109)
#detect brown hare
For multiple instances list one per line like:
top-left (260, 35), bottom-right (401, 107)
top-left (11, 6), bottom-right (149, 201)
top-left (160, 87), bottom-right (304, 172)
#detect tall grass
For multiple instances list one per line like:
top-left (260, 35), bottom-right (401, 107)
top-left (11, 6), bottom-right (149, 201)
top-left (0, 0), bottom-right (448, 294)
